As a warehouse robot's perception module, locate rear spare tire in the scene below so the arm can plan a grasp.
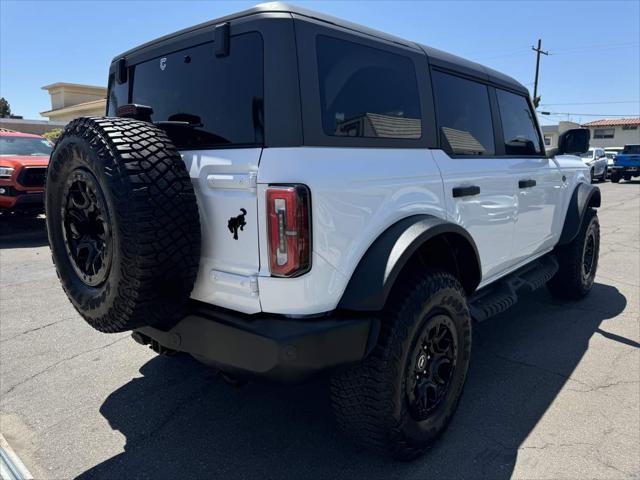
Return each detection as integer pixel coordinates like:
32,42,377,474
45,117,201,333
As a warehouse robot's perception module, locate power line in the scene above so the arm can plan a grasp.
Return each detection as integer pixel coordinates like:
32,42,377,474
540,100,640,106
470,42,639,61
474,49,530,61
458,45,530,58
550,42,640,55
537,111,638,117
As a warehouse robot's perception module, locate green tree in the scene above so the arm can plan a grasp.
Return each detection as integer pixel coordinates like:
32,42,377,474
0,97,11,118
42,128,64,143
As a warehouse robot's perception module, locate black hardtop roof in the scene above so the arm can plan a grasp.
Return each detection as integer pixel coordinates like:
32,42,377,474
113,1,527,95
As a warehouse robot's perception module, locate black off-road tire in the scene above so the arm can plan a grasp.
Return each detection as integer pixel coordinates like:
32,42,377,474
611,172,621,183
547,208,599,300
330,270,472,460
45,117,201,333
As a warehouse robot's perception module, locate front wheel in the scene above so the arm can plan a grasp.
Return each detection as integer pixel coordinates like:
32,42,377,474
330,270,472,460
547,208,599,299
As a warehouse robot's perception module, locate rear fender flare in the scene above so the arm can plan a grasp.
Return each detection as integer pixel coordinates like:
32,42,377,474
337,215,481,311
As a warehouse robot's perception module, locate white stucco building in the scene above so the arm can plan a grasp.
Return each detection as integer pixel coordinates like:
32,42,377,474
582,118,640,149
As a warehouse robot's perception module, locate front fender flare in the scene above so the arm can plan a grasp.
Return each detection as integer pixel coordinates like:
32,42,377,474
558,183,601,246
337,215,481,311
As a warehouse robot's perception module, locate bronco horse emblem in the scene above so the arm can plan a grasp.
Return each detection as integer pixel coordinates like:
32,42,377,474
227,208,247,240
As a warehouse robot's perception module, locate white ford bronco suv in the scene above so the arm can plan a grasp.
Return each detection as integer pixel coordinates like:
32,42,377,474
45,3,600,459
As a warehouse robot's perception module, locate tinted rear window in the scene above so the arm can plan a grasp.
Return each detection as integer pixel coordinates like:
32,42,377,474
316,35,421,140
622,145,640,154
127,32,264,149
432,70,495,156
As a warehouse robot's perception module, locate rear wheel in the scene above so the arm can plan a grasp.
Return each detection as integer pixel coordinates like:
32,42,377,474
599,167,607,182
330,270,472,460
547,208,599,300
46,117,201,333
611,172,621,183
624,174,632,181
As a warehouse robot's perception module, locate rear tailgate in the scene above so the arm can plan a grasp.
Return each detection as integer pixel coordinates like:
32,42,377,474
121,31,266,313
185,149,262,313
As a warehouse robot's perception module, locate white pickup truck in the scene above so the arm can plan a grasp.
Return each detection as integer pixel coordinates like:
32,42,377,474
45,2,600,459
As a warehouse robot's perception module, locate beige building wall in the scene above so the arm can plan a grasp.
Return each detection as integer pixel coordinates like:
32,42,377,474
40,83,107,124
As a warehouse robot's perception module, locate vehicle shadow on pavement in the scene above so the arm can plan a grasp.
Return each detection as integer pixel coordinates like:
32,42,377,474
0,215,48,249
76,283,627,480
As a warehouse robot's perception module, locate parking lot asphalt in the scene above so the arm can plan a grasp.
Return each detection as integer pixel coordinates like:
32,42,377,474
0,180,638,480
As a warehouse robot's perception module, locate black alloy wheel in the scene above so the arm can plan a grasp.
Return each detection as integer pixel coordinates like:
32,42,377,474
406,314,458,421
62,168,112,287
581,227,596,285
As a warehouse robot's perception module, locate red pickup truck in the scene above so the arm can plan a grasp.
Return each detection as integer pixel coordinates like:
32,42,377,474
0,129,53,214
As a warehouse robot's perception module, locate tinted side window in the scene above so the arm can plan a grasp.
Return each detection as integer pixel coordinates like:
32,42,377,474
496,89,542,155
130,32,263,149
431,70,495,155
316,35,421,139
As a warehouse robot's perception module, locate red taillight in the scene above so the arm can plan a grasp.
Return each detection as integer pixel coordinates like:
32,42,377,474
266,185,311,277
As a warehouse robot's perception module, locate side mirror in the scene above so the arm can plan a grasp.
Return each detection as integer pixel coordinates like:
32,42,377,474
547,128,590,157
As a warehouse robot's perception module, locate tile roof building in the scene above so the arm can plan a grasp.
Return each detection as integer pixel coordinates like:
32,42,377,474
581,117,640,148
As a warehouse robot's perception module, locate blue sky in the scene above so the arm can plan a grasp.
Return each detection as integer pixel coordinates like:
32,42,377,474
1,0,639,125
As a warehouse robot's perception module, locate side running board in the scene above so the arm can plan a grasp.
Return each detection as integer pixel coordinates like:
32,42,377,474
470,255,559,322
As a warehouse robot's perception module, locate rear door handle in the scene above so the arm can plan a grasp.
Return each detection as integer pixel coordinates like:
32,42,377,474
518,179,537,189
452,185,481,198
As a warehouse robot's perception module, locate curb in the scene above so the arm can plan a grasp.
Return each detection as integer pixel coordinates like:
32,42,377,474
0,434,33,480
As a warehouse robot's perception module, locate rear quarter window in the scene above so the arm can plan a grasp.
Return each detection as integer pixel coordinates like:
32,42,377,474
128,32,264,149
316,35,422,140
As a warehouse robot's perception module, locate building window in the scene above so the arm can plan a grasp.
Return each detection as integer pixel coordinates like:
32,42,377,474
593,128,615,139
622,125,638,131
544,135,552,146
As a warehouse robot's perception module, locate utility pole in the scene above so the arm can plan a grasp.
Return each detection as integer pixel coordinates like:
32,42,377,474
531,39,549,108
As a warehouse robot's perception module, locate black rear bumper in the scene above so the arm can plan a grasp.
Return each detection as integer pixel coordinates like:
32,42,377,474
611,165,640,175
134,303,377,382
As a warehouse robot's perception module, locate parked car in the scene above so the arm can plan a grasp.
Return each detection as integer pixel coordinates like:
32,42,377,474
580,147,608,182
604,147,623,178
0,129,52,215
610,144,640,183
44,3,599,459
